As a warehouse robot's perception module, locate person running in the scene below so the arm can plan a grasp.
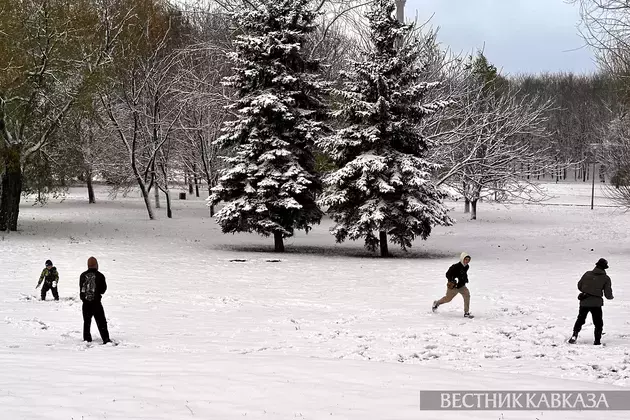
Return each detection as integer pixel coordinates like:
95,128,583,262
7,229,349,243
569,258,614,345
432,252,473,318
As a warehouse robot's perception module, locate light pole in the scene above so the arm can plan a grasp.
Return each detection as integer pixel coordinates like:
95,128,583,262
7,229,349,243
588,143,600,210
591,160,595,210
395,0,406,22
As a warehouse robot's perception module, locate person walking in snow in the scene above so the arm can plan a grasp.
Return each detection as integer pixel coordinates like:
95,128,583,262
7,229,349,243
36,260,59,301
80,257,111,344
432,252,473,318
568,258,613,345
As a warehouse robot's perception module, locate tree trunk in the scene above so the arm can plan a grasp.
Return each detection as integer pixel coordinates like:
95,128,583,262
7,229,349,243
471,200,478,220
464,198,470,213
165,189,172,218
0,145,23,231
154,184,160,209
527,163,530,180
208,188,215,217
274,231,284,252
379,230,389,257
140,180,154,219
193,164,200,197
86,169,95,204
130,161,154,220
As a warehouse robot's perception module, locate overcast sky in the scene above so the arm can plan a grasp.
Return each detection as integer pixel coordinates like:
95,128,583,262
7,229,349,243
405,0,597,76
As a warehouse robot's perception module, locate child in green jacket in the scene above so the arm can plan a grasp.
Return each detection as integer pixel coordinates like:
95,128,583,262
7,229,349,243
36,260,59,301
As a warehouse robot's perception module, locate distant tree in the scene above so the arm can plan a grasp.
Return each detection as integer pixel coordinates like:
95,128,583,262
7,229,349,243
435,53,557,220
98,0,186,220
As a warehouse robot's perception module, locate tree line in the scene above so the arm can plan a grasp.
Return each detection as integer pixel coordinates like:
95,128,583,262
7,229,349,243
2,0,628,254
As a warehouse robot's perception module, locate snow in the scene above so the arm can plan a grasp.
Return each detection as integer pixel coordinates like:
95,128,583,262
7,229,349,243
2,182,630,419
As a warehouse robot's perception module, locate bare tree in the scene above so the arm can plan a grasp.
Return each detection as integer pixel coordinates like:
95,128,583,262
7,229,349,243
437,89,559,219
98,0,186,220
430,54,566,219
174,4,234,215
570,0,630,79
599,112,630,205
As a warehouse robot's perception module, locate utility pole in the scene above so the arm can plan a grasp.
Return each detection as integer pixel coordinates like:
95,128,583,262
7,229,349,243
588,143,598,210
395,0,406,49
591,161,595,210
395,0,406,22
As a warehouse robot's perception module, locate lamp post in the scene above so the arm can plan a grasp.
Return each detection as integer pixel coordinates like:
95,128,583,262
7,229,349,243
395,0,406,22
588,143,600,210
591,160,595,210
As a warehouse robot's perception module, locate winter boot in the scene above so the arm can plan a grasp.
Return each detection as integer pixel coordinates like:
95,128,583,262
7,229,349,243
594,328,602,346
432,301,439,312
464,312,474,319
568,333,578,344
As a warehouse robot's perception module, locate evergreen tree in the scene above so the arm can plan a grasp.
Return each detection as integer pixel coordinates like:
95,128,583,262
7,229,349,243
317,0,453,257
469,51,508,97
208,0,326,252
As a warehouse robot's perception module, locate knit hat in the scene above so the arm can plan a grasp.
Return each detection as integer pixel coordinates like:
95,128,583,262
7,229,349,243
596,258,609,270
87,257,98,269
45,260,52,266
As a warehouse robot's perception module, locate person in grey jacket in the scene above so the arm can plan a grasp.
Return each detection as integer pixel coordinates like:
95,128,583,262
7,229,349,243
568,258,614,345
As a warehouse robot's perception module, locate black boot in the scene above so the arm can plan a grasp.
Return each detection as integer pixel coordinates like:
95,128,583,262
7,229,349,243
568,333,578,344
594,328,602,345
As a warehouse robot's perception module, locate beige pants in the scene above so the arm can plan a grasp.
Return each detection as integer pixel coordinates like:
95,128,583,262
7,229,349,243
437,286,470,313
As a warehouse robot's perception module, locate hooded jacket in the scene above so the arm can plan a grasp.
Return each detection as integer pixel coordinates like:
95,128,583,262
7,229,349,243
446,252,470,289
37,267,59,288
578,266,613,307
79,268,107,303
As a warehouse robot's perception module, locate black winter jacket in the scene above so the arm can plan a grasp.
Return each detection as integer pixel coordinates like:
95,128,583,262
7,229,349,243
446,262,469,289
79,268,107,303
578,267,613,307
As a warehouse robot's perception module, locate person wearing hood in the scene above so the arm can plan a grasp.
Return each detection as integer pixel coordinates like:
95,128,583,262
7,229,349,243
79,256,111,344
569,258,613,345
36,260,59,301
432,252,473,318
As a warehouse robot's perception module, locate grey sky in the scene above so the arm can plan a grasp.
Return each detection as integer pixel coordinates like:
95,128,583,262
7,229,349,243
404,0,597,76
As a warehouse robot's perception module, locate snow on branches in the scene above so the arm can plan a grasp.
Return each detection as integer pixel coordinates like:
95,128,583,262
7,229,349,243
208,0,327,252
317,0,453,256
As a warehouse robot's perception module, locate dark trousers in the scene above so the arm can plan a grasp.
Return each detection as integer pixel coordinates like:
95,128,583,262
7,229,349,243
82,301,110,343
573,306,603,342
41,282,59,300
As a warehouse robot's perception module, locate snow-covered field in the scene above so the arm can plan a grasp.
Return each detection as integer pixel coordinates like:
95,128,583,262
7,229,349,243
1,182,630,419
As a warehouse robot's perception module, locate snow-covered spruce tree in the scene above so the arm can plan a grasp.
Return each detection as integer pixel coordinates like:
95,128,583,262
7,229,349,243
208,0,326,252
317,0,453,257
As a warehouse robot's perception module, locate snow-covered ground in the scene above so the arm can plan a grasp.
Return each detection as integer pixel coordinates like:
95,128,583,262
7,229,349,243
1,182,629,419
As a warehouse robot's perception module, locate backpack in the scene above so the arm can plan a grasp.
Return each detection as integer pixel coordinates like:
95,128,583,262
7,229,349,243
83,272,97,302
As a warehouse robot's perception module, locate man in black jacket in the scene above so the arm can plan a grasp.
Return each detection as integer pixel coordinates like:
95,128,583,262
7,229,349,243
80,256,111,344
569,258,613,345
432,252,473,318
